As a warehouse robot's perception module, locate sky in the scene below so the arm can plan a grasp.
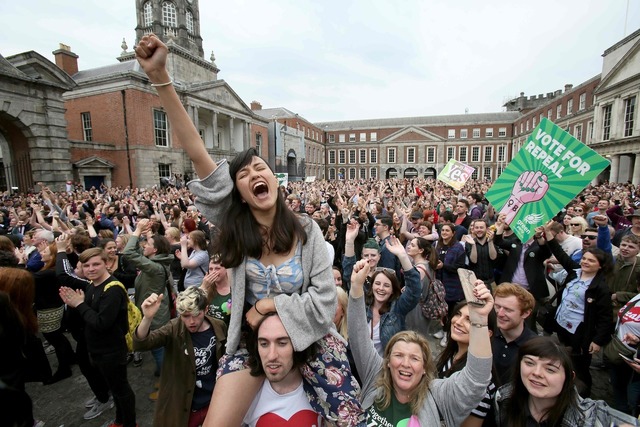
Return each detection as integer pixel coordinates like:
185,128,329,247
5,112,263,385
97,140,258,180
1,0,639,123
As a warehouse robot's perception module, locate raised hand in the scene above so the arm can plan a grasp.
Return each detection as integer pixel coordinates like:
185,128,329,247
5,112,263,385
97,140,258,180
141,292,164,318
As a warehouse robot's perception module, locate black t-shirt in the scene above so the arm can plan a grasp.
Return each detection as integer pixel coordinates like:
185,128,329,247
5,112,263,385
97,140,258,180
190,326,217,410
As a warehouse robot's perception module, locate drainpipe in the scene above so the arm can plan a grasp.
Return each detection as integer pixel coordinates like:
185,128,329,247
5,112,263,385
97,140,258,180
121,90,133,188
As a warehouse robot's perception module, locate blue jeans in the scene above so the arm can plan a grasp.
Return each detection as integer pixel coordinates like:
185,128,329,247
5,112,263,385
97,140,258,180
151,347,164,376
609,361,640,415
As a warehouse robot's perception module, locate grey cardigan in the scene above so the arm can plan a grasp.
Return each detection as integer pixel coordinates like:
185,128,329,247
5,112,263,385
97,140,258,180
347,294,492,426
188,159,336,353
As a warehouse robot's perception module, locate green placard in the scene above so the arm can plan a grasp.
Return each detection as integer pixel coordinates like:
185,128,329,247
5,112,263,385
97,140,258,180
485,118,609,243
275,173,288,187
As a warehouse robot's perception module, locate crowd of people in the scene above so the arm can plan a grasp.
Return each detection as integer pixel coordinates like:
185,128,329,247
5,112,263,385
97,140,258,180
2,33,640,427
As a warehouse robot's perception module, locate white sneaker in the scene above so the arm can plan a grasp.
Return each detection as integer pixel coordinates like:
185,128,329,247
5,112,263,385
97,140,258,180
83,397,114,420
84,396,98,408
440,336,448,347
433,330,444,339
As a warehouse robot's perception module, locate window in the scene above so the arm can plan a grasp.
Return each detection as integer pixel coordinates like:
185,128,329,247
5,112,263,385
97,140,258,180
567,99,573,115
526,121,529,132
387,148,396,163
520,123,523,133
143,2,153,27
359,168,367,179
459,146,468,162
349,168,356,180
154,109,169,147
426,147,435,163
497,145,506,162
602,104,612,141
448,129,456,139
338,150,346,164
497,166,504,177
162,1,177,27
588,121,593,143
370,167,377,179
484,146,493,162
556,104,562,119
359,133,366,142
547,109,552,119
329,134,335,143
624,96,636,137
532,117,536,127
407,147,416,163
349,133,356,142
349,149,356,164
186,10,194,33
471,169,479,179
359,149,366,164
574,124,583,141
471,146,480,162
329,168,336,180
498,127,507,137
447,147,455,161
339,134,345,143
486,128,493,137
370,149,377,163
460,129,468,139
158,163,171,179
484,167,492,180
339,168,345,179
370,132,377,141
472,128,480,138
579,93,586,111
329,150,336,164
255,133,262,156
81,112,92,142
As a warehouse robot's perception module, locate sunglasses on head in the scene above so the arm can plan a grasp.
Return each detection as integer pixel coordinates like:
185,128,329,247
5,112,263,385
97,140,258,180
374,267,396,275
581,235,597,240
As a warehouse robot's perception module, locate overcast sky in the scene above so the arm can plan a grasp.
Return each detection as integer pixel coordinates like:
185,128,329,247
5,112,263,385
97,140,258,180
2,0,639,122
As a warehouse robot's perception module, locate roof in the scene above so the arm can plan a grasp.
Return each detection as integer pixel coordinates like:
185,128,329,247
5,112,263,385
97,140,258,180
315,112,521,131
253,107,313,123
73,60,144,82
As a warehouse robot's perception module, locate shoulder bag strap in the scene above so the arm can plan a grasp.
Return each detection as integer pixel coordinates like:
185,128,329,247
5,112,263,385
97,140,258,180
624,257,638,289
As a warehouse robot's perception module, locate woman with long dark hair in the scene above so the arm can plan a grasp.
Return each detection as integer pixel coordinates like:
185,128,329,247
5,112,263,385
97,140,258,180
135,34,362,427
436,301,498,427
435,223,466,316
494,336,636,427
405,237,440,336
541,223,614,398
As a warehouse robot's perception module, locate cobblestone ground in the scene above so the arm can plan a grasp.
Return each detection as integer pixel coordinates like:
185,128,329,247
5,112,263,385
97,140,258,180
27,331,613,427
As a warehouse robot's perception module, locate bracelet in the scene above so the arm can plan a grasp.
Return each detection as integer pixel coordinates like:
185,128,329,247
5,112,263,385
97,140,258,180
470,322,488,328
151,79,173,87
254,300,266,316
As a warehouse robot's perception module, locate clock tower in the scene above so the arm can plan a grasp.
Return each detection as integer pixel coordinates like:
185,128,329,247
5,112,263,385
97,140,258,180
134,0,204,58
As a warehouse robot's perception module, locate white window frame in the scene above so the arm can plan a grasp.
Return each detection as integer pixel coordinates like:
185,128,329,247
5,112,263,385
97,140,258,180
602,104,612,141
370,148,378,163
556,104,562,119
459,146,468,162
339,134,345,143
497,145,506,162
407,147,416,163
485,128,493,138
359,168,367,179
328,150,336,164
574,124,583,141
359,149,367,164
186,10,194,33
338,149,346,164
81,112,92,142
498,127,507,137
348,168,356,180
329,168,336,180
162,1,177,27
370,132,377,141
387,147,396,163
624,96,636,138
154,109,169,147
471,169,479,179
359,133,366,142
426,147,435,163
567,99,573,115
329,134,335,143
460,129,468,139
472,128,480,138
579,93,586,111
471,146,480,162
447,146,456,161
484,146,493,162
370,167,377,179
448,129,456,139
143,2,153,27
348,149,356,164
483,167,492,180
349,133,356,142
158,163,171,179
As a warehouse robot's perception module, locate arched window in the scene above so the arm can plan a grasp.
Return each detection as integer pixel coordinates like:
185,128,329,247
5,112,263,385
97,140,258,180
186,10,194,33
162,2,177,27
143,1,153,27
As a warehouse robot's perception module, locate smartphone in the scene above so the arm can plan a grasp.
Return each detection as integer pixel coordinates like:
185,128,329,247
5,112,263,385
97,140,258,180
458,269,486,307
619,353,639,365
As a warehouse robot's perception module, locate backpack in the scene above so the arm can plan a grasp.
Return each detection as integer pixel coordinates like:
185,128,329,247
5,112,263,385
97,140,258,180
104,281,142,352
418,265,448,321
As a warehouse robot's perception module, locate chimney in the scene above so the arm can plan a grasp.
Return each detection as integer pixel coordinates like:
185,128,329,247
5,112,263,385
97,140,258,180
53,43,78,76
250,101,262,111
564,83,573,92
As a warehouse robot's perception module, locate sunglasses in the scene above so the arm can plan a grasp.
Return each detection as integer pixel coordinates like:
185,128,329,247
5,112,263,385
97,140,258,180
570,223,581,226
374,267,396,275
580,235,597,240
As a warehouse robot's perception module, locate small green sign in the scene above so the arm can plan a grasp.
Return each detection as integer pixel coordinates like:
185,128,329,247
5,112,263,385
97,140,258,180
275,173,288,187
485,118,609,243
